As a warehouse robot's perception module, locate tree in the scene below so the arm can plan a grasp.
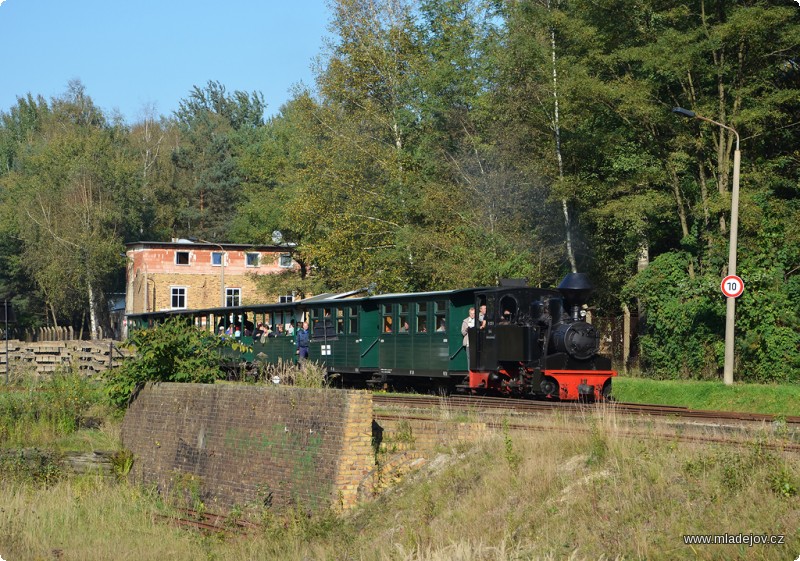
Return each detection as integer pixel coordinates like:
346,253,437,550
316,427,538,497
2,82,135,337
169,81,266,240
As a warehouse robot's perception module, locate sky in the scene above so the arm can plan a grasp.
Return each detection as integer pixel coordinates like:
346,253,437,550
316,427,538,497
0,0,332,123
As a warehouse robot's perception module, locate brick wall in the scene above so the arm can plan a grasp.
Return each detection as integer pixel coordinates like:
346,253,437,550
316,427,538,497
130,271,276,313
121,384,374,512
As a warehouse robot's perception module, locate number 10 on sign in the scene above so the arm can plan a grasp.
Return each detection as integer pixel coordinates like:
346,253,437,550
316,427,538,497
721,275,744,298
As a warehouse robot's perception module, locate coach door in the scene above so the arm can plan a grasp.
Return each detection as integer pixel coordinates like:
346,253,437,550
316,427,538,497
358,302,380,371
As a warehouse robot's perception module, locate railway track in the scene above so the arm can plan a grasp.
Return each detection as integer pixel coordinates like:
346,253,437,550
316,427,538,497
373,394,800,453
373,394,800,427
156,508,260,535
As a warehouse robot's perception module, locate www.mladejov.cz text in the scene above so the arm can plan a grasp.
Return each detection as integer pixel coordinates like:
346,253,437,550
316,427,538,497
683,533,785,546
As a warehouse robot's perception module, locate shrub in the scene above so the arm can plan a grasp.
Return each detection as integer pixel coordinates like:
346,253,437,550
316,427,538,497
105,317,241,409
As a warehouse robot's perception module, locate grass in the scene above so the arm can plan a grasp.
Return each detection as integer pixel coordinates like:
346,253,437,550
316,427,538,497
1,407,798,560
613,375,800,416
0,368,115,451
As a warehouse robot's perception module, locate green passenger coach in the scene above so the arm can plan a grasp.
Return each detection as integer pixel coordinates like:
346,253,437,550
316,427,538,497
302,289,475,383
126,287,476,388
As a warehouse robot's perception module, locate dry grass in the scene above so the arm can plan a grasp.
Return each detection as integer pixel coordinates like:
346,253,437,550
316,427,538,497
252,358,330,388
1,405,798,560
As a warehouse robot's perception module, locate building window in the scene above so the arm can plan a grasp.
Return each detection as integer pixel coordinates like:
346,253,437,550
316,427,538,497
171,287,187,309
279,294,294,303
246,253,260,267
279,253,293,268
176,251,190,265
226,288,241,307
211,251,224,266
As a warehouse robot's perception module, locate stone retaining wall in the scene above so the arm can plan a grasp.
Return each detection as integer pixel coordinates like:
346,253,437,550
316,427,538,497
121,384,375,512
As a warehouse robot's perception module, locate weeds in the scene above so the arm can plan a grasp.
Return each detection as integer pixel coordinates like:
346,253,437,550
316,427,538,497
0,367,108,450
0,448,63,486
254,358,330,388
110,449,134,480
501,419,522,475
586,419,608,466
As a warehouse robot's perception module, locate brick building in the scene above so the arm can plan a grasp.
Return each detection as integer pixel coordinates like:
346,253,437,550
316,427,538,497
125,240,300,316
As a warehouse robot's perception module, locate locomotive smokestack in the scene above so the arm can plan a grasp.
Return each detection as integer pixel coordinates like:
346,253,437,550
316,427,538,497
557,273,594,321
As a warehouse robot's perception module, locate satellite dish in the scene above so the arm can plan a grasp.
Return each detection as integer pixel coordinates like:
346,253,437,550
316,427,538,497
271,230,283,244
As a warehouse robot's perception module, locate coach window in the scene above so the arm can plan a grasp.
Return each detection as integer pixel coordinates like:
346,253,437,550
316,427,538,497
434,300,447,332
415,302,428,333
349,307,358,334
336,308,345,334
175,251,190,265
398,303,410,333
383,304,394,333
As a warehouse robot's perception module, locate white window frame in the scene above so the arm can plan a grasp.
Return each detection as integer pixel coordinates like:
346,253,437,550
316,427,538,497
211,251,225,266
279,253,294,268
245,252,260,267
175,251,190,266
279,294,294,303
226,288,241,307
170,286,187,309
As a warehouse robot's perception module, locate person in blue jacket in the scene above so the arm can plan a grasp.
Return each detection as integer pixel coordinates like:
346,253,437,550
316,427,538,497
296,321,310,362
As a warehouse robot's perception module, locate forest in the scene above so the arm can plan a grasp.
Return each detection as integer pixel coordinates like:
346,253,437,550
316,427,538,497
0,0,798,382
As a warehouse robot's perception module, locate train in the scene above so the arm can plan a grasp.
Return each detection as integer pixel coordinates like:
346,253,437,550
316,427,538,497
126,273,616,401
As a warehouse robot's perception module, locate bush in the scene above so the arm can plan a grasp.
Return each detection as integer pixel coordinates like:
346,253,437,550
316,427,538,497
623,252,724,379
625,250,800,382
105,317,241,409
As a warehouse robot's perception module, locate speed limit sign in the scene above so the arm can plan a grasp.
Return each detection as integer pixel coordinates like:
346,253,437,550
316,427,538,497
721,275,744,298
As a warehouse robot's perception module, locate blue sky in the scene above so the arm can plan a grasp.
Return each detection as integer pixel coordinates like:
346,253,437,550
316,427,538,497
0,0,331,123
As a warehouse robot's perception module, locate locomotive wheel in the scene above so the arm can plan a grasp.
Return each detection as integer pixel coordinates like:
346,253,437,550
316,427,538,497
540,376,559,398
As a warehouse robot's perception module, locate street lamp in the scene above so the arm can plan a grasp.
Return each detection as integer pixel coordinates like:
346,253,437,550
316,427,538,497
672,107,741,385
190,238,226,308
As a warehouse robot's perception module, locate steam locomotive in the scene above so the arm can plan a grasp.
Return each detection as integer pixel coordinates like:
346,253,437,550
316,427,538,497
127,273,616,401
463,273,615,400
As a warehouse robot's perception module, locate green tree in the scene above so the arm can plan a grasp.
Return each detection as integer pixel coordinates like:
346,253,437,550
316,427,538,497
1,81,138,336
170,80,266,240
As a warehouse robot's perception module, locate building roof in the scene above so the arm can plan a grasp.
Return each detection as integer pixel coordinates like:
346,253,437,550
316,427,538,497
125,240,292,252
